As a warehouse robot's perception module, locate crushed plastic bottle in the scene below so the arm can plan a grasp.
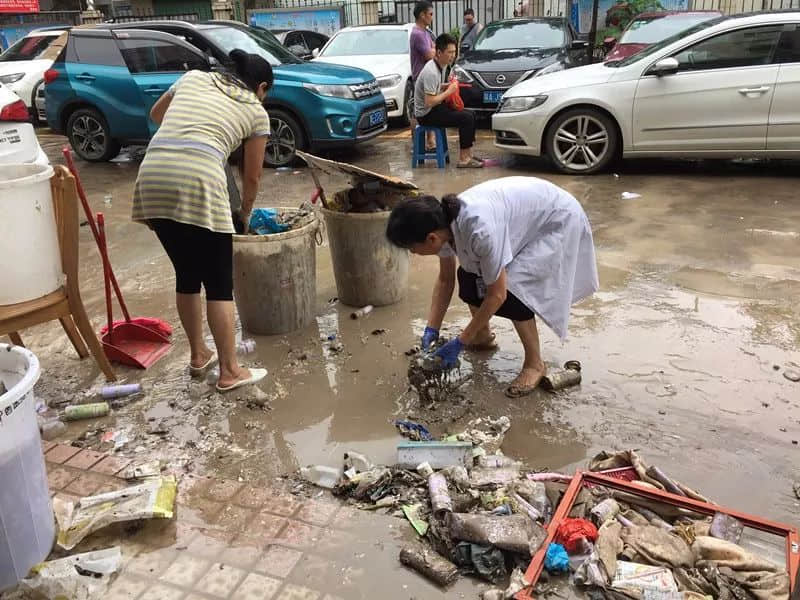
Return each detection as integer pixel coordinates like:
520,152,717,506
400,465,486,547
299,465,341,489
237,339,256,354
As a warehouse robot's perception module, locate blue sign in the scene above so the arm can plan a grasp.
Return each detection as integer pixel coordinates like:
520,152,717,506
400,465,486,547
249,7,342,37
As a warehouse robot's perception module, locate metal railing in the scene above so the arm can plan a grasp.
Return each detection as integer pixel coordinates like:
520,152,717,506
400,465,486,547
107,10,205,23
0,10,82,26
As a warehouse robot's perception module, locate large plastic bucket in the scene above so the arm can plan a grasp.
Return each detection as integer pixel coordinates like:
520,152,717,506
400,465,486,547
0,164,61,306
233,209,319,335
321,208,408,307
0,344,55,592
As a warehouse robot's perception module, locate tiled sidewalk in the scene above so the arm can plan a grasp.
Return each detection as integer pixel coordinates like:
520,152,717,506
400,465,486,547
40,441,483,600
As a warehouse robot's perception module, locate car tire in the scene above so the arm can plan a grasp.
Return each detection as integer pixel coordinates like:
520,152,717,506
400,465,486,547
265,109,306,168
544,107,618,175
30,81,43,125
398,80,413,127
67,107,120,162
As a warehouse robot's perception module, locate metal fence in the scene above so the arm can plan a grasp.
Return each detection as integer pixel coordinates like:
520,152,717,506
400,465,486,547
0,10,82,26
521,0,799,17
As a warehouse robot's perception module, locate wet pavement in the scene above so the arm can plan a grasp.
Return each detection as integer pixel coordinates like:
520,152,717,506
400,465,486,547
8,125,800,598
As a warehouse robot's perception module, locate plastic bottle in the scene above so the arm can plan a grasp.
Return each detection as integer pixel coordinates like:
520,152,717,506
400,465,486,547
103,194,112,205
101,383,142,399
63,402,110,421
299,465,341,489
350,305,374,319
40,420,67,440
237,339,256,354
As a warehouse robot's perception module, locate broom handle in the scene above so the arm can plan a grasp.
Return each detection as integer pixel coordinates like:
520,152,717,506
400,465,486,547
62,147,132,323
97,213,115,340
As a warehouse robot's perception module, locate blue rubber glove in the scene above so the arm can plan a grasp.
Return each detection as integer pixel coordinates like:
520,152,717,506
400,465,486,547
421,326,439,352
434,337,464,369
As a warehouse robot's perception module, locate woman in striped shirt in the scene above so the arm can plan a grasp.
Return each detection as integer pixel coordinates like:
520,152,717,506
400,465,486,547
132,50,272,393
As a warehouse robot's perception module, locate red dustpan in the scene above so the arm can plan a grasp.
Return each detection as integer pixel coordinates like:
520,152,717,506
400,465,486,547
97,213,171,369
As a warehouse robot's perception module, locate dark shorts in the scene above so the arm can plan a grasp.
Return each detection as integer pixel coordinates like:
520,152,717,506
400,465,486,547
151,219,233,301
457,267,535,322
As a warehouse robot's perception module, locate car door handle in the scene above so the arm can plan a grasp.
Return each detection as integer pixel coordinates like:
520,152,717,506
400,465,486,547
738,86,769,95
144,87,165,95
76,73,95,82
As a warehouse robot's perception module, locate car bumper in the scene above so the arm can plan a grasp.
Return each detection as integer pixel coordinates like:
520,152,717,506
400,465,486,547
380,82,405,118
461,84,504,113
492,109,546,156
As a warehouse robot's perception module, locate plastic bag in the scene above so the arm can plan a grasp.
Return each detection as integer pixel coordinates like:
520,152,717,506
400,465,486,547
249,208,289,235
444,76,465,112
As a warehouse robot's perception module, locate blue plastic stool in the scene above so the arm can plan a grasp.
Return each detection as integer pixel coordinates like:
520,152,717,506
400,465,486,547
411,125,450,168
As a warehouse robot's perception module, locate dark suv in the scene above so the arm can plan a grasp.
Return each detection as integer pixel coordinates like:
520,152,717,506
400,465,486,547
101,20,387,166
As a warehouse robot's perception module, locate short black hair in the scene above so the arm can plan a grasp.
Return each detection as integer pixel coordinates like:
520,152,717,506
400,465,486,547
413,1,433,19
464,7,475,16
386,195,460,248
435,33,457,52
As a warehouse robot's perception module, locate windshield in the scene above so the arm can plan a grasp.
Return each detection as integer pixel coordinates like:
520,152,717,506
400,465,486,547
321,29,409,56
473,21,565,51
609,16,725,67
205,26,301,65
0,34,58,62
620,14,718,44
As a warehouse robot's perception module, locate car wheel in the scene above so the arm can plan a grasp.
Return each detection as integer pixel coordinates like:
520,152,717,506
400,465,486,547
30,81,43,125
398,80,413,127
67,108,120,162
545,108,618,175
265,109,306,168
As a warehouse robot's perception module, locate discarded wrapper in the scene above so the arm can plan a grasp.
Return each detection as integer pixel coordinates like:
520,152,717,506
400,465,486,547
402,503,429,536
54,476,177,550
611,561,679,594
122,459,163,481
20,546,122,600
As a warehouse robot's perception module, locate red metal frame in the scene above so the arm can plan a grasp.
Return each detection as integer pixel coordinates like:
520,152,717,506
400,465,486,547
516,470,800,599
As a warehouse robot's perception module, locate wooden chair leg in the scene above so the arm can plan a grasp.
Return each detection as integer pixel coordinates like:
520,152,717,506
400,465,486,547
70,306,117,382
8,332,24,346
59,316,88,358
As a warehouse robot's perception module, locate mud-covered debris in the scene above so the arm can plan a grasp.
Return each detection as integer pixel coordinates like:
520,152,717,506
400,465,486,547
405,345,421,356
371,329,386,335
784,369,800,382
394,419,433,441
399,546,459,587
19,547,122,600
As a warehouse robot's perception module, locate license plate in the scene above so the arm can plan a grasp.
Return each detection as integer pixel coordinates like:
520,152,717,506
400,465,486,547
483,91,503,104
369,109,386,126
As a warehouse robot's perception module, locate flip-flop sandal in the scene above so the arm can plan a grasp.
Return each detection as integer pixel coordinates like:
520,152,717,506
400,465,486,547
504,368,547,398
465,333,498,351
189,353,217,378
457,158,484,169
216,367,268,393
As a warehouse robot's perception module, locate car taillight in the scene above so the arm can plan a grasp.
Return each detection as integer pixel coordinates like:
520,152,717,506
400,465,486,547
43,68,59,84
0,100,29,122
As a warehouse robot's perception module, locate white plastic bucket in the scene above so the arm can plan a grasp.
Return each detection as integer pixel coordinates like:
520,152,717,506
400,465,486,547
0,163,63,306
0,344,55,592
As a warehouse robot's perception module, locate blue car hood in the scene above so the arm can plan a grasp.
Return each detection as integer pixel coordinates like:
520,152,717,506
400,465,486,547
274,62,375,85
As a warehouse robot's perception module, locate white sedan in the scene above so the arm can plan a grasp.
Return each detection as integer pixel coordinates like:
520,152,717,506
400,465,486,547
313,24,414,125
493,11,800,174
0,82,48,165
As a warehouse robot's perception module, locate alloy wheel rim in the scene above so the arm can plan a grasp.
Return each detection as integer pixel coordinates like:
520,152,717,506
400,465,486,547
72,115,107,160
553,115,609,171
267,117,296,166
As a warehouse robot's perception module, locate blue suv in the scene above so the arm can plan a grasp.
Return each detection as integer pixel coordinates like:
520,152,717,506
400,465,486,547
45,22,387,166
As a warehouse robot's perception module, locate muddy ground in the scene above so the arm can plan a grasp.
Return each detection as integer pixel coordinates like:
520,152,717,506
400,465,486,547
21,127,800,549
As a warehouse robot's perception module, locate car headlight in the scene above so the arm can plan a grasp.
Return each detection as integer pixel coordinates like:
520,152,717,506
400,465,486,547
498,95,548,113
453,66,473,84
302,83,355,99
377,74,403,89
532,62,565,78
0,73,25,84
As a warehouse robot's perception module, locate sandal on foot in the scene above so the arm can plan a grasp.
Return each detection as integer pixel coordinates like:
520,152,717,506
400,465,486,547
504,367,547,398
465,333,498,351
457,158,484,169
216,368,267,393
189,353,217,378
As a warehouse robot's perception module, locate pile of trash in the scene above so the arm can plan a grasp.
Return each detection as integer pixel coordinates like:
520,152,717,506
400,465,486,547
406,340,471,406
247,202,315,235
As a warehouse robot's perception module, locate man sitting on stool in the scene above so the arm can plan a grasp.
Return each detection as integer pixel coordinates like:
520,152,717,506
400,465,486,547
414,33,483,169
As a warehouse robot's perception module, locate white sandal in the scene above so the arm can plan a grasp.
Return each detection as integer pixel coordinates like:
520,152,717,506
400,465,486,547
215,368,267,393
189,353,217,378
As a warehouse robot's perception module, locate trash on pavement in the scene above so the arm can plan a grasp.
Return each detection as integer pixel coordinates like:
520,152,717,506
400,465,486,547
350,305,374,319
620,192,642,200
122,460,163,481
783,369,800,382
544,543,569,573
299,465,342,489
40,419,67,440
62,402,110,421
100,383,142,399
428,472,453,517
396,441,472,469
343,451,373,473
540,361,582,391
393,419,433,441
402,503,429,536
53,476,177,550
611,561,679,594
589,497,621,525
237,339,256,354
469,464,521,487
448,513,546,555
19,547,122,600
709,511,744,544
554,518,598,553
399,545,459,587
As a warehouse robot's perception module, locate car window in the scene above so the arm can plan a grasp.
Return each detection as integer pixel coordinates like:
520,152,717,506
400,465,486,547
672,25,783,70
204,26,300,65
473,21,566,51
320,29,409,56
305,32,327,50
620,14,719,44
775,25,800,63
118,38,207,73
0,35,57,62
69,35,126,67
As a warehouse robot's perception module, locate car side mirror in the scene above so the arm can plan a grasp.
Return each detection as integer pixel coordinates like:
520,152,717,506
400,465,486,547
311,47,320,58
649,56,679,76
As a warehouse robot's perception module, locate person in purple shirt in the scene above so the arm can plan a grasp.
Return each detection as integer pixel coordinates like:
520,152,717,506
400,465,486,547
410,1,436,149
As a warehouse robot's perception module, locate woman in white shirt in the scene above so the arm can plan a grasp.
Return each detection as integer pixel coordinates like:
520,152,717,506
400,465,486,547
387,176,599,397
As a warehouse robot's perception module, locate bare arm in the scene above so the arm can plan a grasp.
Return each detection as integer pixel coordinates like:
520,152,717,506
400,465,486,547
458,269,508,344
149,91,173,125
240,136,267,216
424,80,459,107
427,255,457,329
